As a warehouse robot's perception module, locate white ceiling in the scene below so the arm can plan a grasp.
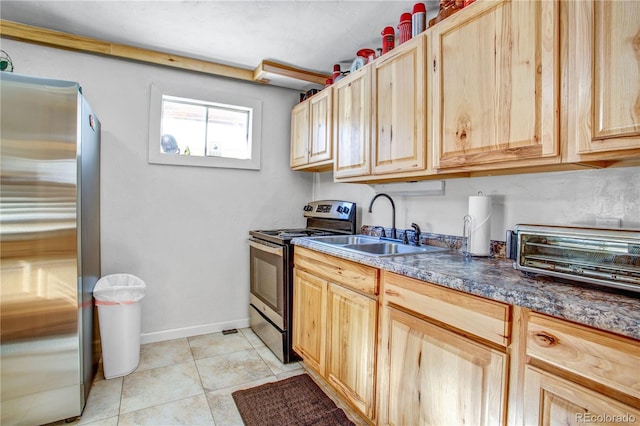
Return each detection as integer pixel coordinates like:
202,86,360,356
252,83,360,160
0,1,439,89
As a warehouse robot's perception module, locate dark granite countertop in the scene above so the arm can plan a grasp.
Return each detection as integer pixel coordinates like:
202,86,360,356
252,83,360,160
292,237,640,341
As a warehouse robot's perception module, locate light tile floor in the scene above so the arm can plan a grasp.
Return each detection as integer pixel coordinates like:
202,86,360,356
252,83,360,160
48,328,365,426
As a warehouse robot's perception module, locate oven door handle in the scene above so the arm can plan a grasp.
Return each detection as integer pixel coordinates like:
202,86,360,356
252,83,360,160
248,240,284,257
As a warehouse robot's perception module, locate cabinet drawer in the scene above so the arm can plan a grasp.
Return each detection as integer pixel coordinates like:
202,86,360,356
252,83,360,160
294,247,379,296
526,312,640,400
382,271,511,346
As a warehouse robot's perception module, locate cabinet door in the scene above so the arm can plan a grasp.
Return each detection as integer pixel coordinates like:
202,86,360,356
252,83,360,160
379,307,508,426
432,0,560,170
566,0,640,159
290,100,310,168
523,365,640,425
326,283,377,419
309,88,333,164
333,67,372,179
373,34,427,175
292,268,327,375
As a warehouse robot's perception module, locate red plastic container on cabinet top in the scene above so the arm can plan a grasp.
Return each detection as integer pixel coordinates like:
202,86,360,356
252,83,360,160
398,12,412,44
381,26,395,54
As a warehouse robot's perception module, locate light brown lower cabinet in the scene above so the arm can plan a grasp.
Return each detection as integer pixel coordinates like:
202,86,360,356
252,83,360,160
292,247,379,422
294,249,640,426
523,365,640,425
377,271,510,426
292,268,327,376
326,282,377,419
380,306,508,425
522,311,640,425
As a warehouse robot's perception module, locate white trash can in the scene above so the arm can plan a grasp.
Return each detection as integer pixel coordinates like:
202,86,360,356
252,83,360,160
94,274,146,379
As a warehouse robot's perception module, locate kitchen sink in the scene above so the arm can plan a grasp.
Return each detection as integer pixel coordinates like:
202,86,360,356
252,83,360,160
342,242,447,256
305,234,448,257
308,235,380,245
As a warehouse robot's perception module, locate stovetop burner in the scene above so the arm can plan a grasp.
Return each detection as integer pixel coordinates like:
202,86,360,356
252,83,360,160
249,200,357,245
251,228,339,242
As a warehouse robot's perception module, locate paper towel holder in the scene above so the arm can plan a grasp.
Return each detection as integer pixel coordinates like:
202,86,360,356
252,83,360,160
462,214,473,257
463,214,492,258
463,191,492,258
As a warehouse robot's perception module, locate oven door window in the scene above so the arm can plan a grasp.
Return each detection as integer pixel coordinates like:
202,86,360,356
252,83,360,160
250,242,284,318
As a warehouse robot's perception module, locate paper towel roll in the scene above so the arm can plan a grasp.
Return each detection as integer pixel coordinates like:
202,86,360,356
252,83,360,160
467,195,491,256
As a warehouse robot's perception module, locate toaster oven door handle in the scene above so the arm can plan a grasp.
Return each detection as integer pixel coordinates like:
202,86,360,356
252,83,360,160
506,230,517,260
249,240,284,257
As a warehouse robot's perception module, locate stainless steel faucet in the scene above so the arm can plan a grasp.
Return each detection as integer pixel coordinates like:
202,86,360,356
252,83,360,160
368,193,397,240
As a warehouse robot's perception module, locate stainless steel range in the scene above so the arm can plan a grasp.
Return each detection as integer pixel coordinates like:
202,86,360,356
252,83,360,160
248,200,356,363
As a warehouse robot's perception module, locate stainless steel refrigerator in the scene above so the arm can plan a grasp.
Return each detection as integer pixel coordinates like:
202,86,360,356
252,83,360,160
0,73,101,425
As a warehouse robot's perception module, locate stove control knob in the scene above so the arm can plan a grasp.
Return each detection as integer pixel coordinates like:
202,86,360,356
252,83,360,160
337,206,343,213
342,207,350,215
303,205,312,212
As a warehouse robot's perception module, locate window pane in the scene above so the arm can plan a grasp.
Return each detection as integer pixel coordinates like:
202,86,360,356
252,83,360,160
161,99,206,156
206,107,251,159
150,84,261,170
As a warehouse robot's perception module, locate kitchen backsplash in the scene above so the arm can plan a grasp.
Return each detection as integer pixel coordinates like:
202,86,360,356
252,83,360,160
361,225,507,259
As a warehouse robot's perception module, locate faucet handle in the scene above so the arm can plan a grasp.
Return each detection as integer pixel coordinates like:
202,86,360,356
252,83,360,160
373,226,386,238
410,223,421,246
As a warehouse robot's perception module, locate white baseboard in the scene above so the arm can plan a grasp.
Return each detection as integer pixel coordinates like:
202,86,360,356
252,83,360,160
140,317,251,344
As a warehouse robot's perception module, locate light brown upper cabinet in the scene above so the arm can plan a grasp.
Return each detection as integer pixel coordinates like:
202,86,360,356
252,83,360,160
290,88,333,171
333,66,373,180
431,0,561,171
294,0,639,180
290,100,310,168
565,0,640,162
372,34,429,176
334,34,431,183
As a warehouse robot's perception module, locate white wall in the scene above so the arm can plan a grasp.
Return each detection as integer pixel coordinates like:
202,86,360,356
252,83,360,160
313,166,640,240
1,39,313,342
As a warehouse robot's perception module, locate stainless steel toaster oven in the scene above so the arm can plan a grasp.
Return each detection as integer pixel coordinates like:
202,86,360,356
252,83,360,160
507,225,640,293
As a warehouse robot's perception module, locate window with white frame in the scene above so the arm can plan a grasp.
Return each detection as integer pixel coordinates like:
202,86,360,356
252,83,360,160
148,83,262,169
